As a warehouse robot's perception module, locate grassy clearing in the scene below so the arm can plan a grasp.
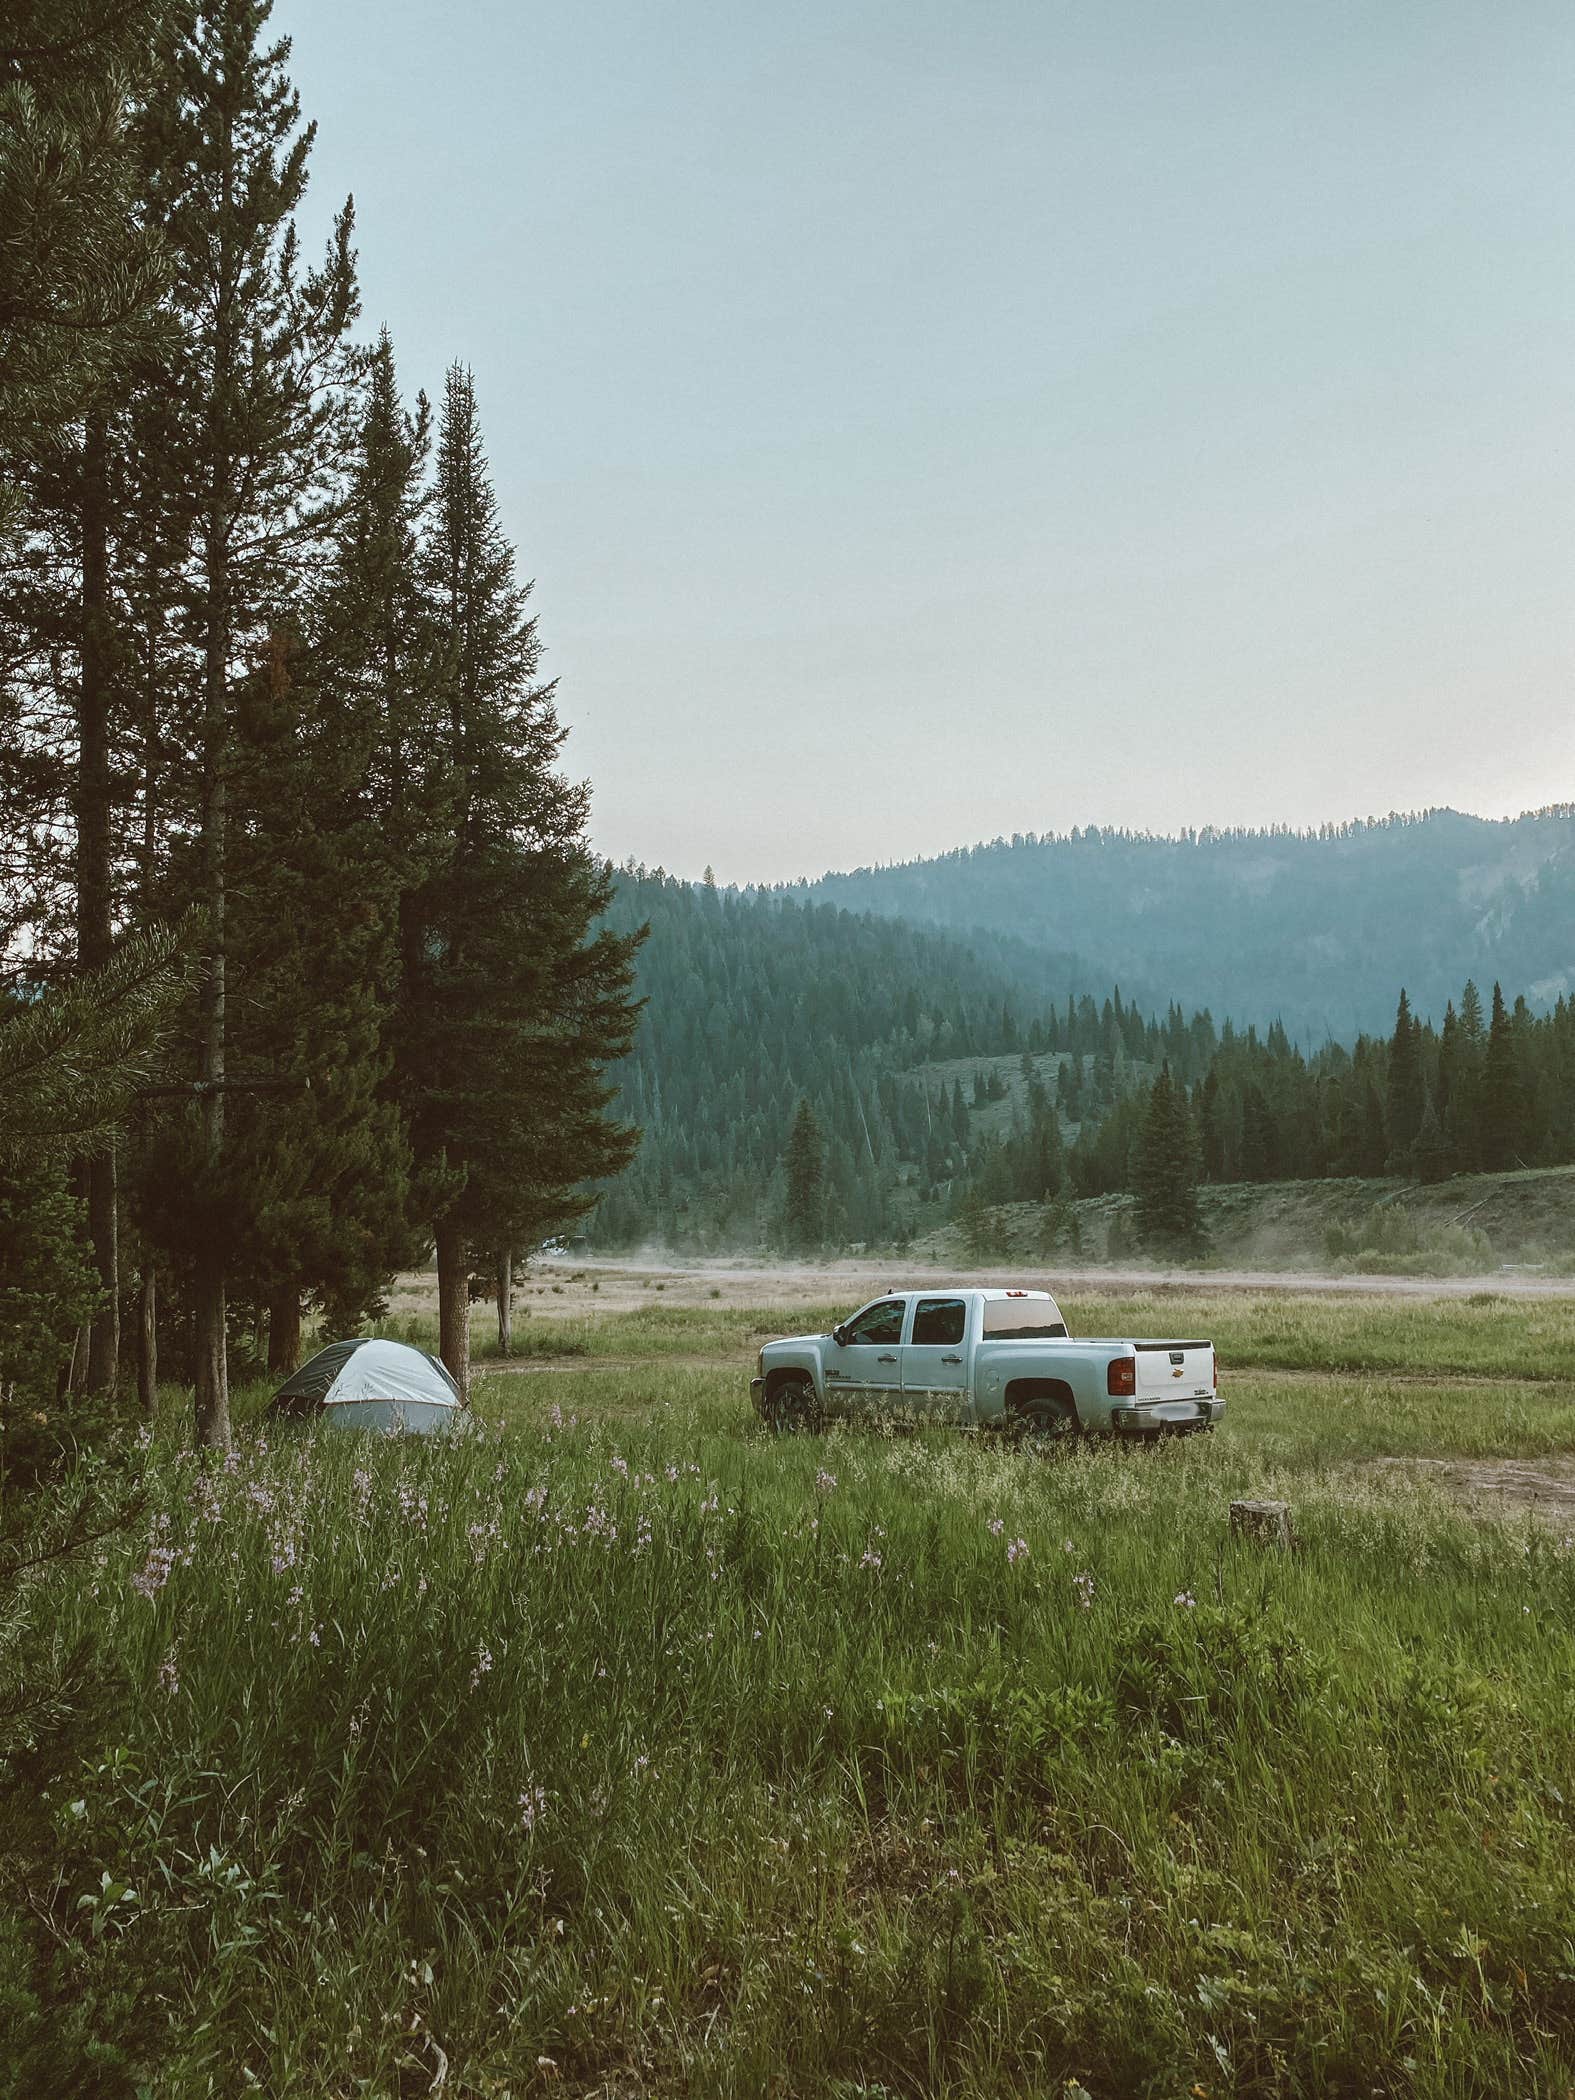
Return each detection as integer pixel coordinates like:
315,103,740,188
381,1298,807,1366
389,1282,1575,1388
3,1288,1575,2096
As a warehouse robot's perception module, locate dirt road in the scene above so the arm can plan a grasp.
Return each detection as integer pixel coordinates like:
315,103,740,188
514,1251,1575,1317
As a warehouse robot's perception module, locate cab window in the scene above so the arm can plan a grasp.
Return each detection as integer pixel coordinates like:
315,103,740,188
911,1298,966,1346
844,1299,906,1346
981,1297,1067,1340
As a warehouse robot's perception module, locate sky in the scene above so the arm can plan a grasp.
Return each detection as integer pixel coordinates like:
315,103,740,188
275,0,1575,885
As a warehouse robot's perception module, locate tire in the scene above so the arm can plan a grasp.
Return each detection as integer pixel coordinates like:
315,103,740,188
1012,1394,1079,1445
763,1373,822,1436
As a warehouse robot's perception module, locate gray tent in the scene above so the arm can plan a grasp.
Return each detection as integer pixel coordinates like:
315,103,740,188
268,1337,466,1435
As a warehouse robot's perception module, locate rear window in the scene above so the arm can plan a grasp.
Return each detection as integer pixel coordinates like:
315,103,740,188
981,1297,1067,1342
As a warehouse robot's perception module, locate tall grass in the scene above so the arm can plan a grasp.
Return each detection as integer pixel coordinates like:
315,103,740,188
4,1379,1574,2096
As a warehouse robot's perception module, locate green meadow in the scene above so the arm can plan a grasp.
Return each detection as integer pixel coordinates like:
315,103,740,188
4,1286,1574,2098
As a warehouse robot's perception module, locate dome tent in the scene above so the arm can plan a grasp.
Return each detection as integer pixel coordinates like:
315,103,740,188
268,1338,466,1435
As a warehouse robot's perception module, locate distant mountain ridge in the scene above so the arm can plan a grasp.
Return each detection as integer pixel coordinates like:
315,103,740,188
794,807,1575,1040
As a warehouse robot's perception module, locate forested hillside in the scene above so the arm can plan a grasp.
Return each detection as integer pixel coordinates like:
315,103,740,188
594,868,1575,1257
976,977,1575,1230
590,870,1215,1247
800,808,1575,1041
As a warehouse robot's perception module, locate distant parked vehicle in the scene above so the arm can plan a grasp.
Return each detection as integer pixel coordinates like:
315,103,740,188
751,1288,1221,1440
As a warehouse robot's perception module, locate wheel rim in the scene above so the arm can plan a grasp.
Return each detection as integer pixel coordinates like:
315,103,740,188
768,1378,819,1433
1020,1400,1076,1441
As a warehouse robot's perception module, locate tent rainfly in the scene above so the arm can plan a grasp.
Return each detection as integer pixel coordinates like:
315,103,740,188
268,1338,466,1435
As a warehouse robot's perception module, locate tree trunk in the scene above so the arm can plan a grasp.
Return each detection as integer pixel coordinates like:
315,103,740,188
192,545,229,1450
267,1288,302,1376
136,1264,157,1417
436,1223,470,1403
495,1250,512,1356
85,1139,119,1393
191,90,237,1452
193,1253,228,1449
78,410,120,1394
192,410,231,1447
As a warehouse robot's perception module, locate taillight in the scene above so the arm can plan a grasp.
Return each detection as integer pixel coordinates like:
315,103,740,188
1212,1349,1220,1390
1106,1356,1136,1398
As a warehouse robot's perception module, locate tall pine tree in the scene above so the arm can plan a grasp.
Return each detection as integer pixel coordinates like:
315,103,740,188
1385,989,1424,1168
396,366,640,1396
1479,981,1523,1171
1135,1061,1205,1252
781,1099,825,1250
135,0,359,1443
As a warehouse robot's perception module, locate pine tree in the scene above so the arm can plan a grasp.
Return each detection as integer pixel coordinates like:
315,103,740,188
1412,1085,1449,1183
222,632,414,1348
0,1,170,531
1239,1084,1277,1183
1435,1002,1458,1126
1386,989,1424,1167
1459,979,1485,1048
1022,1071,1064,1199
781,1099,824,1251
134,0,360,1444
1197,1070,1223,1180
220,331,438,1366
396,366,640,1395
1480,981,1523,1171
0,5,179,1392
0,925,190,1160
0,927,188,1423
1359,1079,1388,1176
1135,1061,1205,1251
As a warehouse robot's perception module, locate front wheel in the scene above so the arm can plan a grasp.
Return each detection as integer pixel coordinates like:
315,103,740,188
763,1374,822,1436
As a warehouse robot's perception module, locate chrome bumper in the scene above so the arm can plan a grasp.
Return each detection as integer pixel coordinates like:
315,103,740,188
1112,1398,1223,1434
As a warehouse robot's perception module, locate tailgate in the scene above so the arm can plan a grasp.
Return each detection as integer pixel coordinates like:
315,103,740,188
1133,1342,1214,1401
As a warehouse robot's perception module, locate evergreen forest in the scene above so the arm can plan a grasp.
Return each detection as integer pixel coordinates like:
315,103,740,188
0,0,638,1438
591,870,1575,1257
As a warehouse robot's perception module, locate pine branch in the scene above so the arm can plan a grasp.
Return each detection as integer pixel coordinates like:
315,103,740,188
0,916,198,1160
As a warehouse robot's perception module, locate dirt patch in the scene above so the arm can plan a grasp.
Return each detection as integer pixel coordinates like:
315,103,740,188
1368,1456,1575,1528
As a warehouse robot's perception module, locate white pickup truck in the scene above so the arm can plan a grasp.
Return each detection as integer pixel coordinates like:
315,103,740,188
750,1287,1221,1440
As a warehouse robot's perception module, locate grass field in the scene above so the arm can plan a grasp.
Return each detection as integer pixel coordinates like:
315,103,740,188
3,1279,1575,2097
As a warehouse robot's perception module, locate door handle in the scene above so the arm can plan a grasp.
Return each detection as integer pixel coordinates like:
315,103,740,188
877,1354,897,1364
940,1354,962,1364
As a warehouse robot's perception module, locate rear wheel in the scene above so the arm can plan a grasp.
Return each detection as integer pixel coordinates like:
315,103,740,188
1012,1394,1079,1444
763,1373,822,1435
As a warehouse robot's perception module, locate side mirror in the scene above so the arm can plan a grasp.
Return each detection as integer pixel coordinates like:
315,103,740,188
832,1324,850,1348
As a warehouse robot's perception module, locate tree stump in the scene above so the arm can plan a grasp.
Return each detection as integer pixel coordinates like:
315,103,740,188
1230,1498,1296,1552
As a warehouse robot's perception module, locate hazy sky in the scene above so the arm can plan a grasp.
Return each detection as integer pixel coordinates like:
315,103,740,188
275,0,1575,884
